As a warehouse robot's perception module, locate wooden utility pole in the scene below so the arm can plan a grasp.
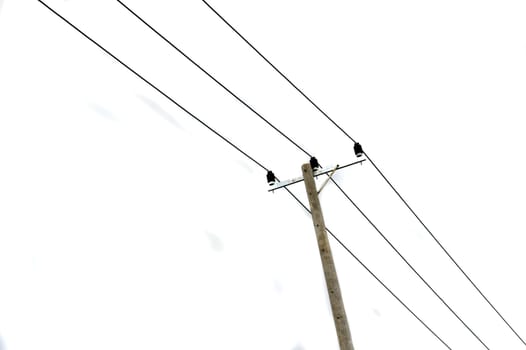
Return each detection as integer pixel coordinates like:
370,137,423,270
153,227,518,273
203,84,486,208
302,163,355,350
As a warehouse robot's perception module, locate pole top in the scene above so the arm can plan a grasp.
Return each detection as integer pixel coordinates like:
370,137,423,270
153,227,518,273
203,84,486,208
268,159,366,192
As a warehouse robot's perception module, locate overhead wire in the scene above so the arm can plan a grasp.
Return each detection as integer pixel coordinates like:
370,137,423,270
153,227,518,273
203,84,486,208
200,0,526,347
112,2,492,347
35,1,267,173
284,187,453,350
200,0,356,145
366,153,526,347
36,2,452,348
329,178,490,349
115,0,312,159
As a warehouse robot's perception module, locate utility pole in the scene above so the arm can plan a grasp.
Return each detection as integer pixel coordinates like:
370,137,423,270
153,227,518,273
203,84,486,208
267,158,364,349
302,163,355,350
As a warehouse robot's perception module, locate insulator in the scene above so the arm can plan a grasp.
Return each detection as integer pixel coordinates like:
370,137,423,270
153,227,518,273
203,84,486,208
266,171,276,186
310,157,321,171
354,143,364,157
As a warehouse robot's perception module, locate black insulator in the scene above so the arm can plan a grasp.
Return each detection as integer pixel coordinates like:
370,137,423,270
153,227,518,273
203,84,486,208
309,157,321,171
266,171,276,185
354,143,364,157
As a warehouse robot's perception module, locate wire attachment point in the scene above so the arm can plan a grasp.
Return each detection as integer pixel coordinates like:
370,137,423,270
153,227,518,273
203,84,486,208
266,171,276,186
310,157,321,171
354,143,364,158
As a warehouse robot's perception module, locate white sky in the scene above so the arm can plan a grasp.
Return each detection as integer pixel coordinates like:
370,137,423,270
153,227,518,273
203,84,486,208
1,0,526,349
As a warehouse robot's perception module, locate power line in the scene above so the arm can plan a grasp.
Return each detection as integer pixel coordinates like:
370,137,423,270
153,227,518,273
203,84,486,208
113,2,492,346
330,178,490,350
36,1,267,174
366,152,526,347
201,0,356,145
317,162,489,347
283,187,452,350
36,3,452,348
115,0,312,159
200,1,526,346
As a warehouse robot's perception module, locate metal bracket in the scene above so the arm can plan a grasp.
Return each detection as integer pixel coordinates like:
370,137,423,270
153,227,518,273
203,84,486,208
317,165,339,194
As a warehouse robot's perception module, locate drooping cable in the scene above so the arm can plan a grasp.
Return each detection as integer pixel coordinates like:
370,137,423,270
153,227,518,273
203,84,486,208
330,178,491,350
35,1,267,173
283,187,453,350
366,151,526,347
36,3,452,347
315,161,489,348
115,0,312,159
200,0,356,145
112,2,492,346
200,1,526,346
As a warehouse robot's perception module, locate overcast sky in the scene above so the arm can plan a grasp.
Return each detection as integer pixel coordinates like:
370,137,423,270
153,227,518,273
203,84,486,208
1,0,526,349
